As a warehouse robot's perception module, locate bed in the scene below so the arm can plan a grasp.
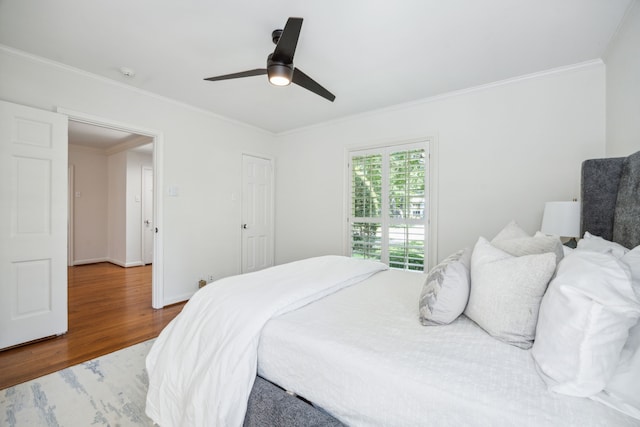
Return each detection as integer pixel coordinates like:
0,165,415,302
146,150,640,427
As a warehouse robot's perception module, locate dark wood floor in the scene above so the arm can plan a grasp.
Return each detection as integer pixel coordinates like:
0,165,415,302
0,262,186,390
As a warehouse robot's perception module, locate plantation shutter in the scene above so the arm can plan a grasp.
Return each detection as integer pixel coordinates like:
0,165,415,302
348,142,428,271
350,153,383,261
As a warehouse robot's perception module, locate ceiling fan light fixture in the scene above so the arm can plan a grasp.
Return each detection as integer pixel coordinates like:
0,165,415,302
269,75,291,86
267,61,293,86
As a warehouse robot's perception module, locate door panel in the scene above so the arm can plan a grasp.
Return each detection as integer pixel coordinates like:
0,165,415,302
0,100,68,349
14,259,51,317
241,155,273,273
13,156,51,234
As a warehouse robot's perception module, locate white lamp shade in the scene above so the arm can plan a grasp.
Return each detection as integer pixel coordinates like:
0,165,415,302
541,201,581,238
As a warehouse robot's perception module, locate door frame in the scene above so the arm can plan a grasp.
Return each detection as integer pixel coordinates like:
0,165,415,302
141,165,154,265
68,164,75,267
57,108,165,309
241,153,275,273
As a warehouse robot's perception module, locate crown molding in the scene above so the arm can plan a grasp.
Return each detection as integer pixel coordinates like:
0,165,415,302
278,59,604,137
0,44,274,136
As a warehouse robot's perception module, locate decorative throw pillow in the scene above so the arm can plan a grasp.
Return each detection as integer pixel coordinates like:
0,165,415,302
532,251,640,397
464,237,556,349
492,220,530,242
419,248,471,326
578,231,630,258
493,233,564,264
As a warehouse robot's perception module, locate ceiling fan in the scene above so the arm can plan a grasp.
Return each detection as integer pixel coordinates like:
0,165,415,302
204,17,335,102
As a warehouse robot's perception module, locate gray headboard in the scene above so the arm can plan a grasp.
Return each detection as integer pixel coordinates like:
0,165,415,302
581,150,640,249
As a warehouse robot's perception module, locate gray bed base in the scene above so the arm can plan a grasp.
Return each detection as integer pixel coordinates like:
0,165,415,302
244,376,344,427
243,150,640,426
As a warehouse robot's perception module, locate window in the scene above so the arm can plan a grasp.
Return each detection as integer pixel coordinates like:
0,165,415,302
348,142,428,271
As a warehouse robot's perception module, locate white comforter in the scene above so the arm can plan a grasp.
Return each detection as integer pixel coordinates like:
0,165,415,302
145,255,387,427
258,269,640,427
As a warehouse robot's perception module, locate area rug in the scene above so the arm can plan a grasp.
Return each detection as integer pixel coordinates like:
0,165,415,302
0,339,155,427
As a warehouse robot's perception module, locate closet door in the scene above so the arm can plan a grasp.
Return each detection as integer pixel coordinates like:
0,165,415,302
241,154,274,274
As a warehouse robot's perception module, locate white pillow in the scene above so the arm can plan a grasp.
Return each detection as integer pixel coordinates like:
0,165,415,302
578,231,630,258
621,246,640,291
562,245,575,257
592,246,640,420
419,248,471,326
464,237,556,349
492,220,530,242
594,321,640,419
532,250,640,397
494,233,564,264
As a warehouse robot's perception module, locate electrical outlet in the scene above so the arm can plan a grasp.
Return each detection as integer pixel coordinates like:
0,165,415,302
207,274,215,283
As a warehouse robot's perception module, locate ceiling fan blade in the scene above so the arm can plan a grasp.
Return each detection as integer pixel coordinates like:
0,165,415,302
273,17,303,62
204,68,267,81
292,68,336,102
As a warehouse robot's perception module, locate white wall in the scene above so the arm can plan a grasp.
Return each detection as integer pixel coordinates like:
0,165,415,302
275,63,606,265
72,143,154,268
0,45,610,303
107,151,127,266
69,145,108,264
604,0,640,157
0,47,276,305
107,148,153,267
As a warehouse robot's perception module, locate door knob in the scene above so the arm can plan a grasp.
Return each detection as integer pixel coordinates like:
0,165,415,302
243,224,248,229
145,220,151,225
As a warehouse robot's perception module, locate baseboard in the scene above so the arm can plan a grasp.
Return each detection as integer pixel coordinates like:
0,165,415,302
73,257,109,266
106,258,144,268
125,261,144,268
163,291,195,307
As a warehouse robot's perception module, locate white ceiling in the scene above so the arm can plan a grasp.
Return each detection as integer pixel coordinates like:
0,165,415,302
0,0,634,133
68,121,138,149
68,121,153,153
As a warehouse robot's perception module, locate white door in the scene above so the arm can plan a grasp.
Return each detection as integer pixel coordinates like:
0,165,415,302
241,155,274,273
0,100,68,349
142,166,153,265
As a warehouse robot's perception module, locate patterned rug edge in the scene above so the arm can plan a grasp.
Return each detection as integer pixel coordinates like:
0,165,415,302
1,339,156,427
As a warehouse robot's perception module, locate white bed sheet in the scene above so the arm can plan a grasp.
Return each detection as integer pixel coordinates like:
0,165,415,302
257,269,640,427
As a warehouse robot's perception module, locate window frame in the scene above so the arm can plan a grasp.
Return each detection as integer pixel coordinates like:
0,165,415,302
345,139,435,271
